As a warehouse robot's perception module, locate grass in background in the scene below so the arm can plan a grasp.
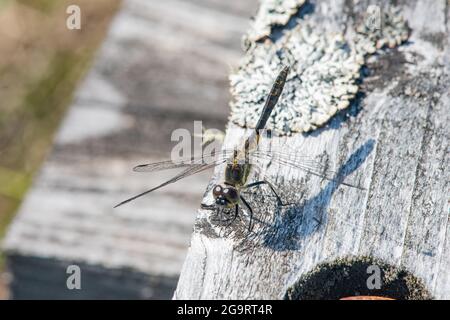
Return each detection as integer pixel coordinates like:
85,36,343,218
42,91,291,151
16,0,58,12
0,0,121,296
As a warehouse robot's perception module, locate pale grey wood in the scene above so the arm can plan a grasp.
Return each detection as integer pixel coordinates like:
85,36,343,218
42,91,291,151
175,0,450,299
2,0,257,299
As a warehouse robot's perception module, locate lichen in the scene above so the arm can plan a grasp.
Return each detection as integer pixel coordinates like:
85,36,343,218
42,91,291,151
230,6,410,135
245,0,306,42
355,6,410,54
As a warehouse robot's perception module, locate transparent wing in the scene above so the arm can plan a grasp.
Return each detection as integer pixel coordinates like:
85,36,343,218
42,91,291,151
251,150,365,190
250,152,431,255
133,149,235,173
253,149,330,169
114,159,226,208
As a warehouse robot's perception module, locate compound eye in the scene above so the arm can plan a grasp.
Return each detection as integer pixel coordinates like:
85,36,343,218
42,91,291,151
212,185,223,197
223,187,238,202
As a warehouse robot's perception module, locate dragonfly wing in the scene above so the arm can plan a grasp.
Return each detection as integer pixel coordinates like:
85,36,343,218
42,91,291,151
133,149,234,173
251,150,365,190
250,152,431,255
134,160,194,172
115,159,226,208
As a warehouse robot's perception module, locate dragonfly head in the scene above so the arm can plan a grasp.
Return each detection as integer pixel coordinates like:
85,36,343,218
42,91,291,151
212,184,239,207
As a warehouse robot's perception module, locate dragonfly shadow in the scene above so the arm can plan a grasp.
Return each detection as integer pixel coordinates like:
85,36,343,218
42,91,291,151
261,138,375,251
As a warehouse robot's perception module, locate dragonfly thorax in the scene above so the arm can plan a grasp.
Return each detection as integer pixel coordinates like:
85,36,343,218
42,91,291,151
224,163,250,187
212,184,239,207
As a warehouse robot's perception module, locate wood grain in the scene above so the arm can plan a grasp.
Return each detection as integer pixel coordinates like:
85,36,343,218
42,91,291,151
175,0,450,299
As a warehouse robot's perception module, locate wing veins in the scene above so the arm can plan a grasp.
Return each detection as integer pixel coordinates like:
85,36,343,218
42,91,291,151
252,151,364,190
133,149,234,173
115,160,225,208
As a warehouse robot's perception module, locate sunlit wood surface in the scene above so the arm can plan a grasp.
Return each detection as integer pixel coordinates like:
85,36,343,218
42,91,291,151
175,0,450,300
3,0,256,299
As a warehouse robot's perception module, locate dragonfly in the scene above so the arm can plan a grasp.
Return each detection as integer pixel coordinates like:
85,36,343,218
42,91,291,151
114,66,364,230
113,67,441,257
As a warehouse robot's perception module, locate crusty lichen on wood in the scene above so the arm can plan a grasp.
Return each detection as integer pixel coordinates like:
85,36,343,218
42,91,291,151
231,4,410,135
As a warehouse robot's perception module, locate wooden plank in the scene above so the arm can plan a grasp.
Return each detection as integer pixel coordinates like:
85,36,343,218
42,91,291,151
412,89,450,299
3,0,257,298
175,0,449,299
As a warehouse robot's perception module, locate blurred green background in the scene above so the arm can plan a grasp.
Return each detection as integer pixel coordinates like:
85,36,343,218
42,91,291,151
0,0,121,298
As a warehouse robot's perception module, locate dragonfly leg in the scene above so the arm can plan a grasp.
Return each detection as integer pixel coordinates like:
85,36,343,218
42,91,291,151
240,195,253,232
225,204,239,227
312,215,324,232
244,180,291,206
200,203,216,210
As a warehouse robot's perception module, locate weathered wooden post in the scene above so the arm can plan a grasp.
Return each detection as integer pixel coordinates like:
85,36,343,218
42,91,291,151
174,0,449,299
